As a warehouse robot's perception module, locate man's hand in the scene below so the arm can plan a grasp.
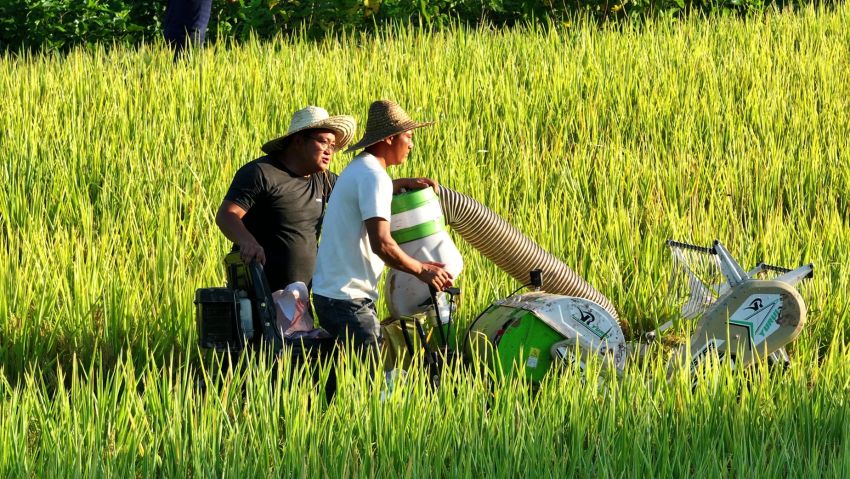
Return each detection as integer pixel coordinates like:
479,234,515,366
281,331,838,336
238,239,266,265
392,177,439,194
416,261,453,292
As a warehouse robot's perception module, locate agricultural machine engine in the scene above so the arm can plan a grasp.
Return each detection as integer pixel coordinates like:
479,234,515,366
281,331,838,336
195,252,283,353
660,240,813,371
194,181,815,387
382,188,464,371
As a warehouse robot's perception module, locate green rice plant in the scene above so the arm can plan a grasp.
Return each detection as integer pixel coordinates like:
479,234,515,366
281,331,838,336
1,5,849,475
0,347,848,476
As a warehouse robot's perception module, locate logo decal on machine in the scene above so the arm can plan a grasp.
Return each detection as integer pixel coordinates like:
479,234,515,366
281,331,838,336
572,307,612,340
745,298,763,311
579,309,596,325
729,294,783,345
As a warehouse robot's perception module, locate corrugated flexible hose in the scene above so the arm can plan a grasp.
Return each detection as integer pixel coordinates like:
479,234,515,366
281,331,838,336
438,186,619,320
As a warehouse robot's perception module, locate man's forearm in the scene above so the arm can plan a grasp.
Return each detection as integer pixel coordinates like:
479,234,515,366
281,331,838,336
365,217,452,291
215,210,257,246
372,238,422,276
216,209,266,264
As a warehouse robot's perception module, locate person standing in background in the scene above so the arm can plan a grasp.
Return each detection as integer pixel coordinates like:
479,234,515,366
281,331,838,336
163,0,213,57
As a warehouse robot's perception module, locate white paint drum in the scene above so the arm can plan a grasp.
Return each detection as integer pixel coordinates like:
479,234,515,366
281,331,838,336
384,188,463,321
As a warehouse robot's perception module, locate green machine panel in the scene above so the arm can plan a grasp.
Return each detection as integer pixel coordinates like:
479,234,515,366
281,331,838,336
466,305,566,383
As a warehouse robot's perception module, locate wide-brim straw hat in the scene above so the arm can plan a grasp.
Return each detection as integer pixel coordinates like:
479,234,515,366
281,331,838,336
261,106,356,154
345,100,434,153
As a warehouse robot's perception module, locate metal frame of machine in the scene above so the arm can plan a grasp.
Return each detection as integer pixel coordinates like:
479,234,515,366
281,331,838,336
195,228,813,386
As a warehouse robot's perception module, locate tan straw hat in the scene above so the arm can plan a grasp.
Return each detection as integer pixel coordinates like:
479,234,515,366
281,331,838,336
262,106,356,154
345,100,434,153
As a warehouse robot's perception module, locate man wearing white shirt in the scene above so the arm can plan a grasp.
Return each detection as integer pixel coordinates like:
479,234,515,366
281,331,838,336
312,100,453,360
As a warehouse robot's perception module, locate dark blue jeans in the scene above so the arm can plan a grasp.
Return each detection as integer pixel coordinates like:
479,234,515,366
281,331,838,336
163,0,212,55
313,295,382,363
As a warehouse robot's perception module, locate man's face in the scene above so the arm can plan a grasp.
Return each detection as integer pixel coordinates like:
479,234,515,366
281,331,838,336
299,129,337,172
387,130,414,166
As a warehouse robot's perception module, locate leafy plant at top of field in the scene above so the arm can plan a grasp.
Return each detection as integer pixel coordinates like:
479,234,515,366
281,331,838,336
1,0,843,52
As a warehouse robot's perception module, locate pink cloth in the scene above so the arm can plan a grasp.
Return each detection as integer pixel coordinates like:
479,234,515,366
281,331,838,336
272,282,314,337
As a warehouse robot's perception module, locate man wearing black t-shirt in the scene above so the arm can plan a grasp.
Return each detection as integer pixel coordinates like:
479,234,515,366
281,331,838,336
217,105,439,293
216,106,356,291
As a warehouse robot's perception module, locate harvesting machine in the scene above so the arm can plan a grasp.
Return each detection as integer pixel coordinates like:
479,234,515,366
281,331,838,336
195,186,814,383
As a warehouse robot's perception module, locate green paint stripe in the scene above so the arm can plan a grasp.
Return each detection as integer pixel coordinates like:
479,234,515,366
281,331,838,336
729,320,752,327
391,188,437,214
391,218,445,244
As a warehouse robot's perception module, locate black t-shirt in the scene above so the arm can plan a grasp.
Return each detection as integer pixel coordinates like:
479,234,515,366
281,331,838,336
224,155,337,291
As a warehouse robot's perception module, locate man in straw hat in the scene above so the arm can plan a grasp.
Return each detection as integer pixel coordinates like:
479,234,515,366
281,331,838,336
215,105,356,292
216,105,437,293
311,100,454,360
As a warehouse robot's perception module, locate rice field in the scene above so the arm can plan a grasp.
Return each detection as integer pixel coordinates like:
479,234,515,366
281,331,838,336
2,5,849,476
